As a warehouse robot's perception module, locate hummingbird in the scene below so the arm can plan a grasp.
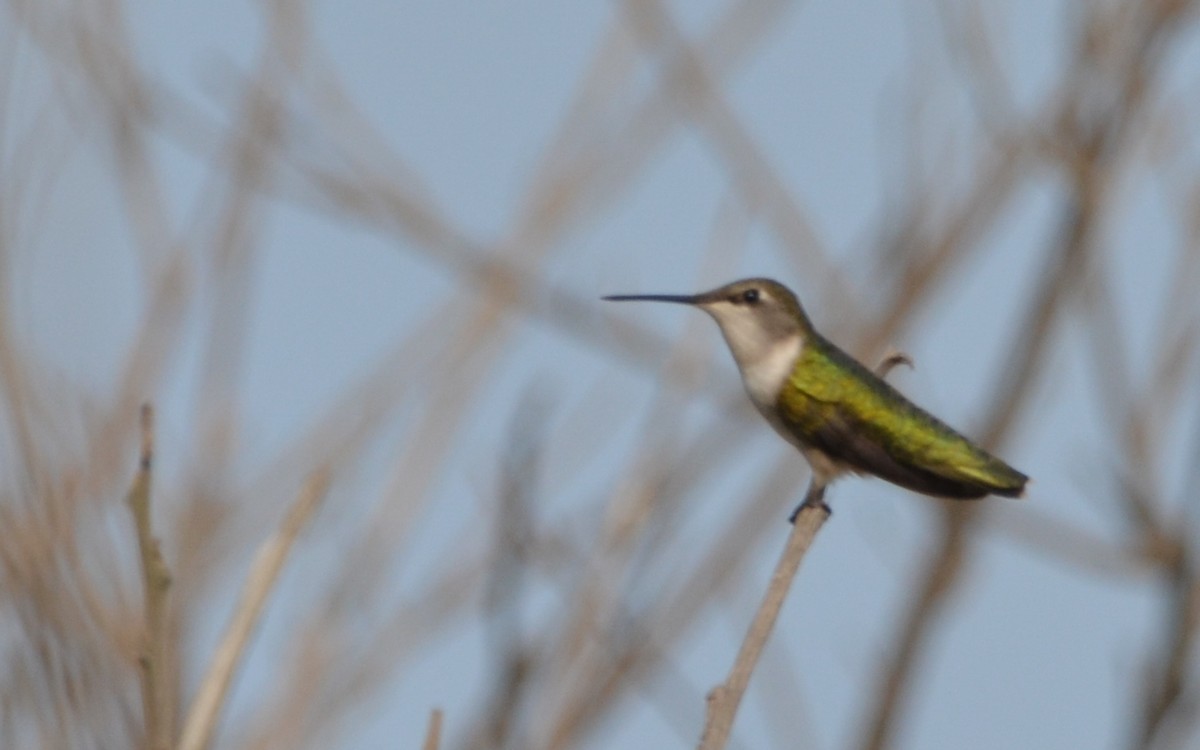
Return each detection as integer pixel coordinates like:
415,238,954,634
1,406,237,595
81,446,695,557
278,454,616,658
604,278,1028,518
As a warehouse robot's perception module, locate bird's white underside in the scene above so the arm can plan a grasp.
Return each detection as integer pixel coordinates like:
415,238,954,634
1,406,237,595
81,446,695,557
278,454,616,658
740,336,802,412
704,301,847,486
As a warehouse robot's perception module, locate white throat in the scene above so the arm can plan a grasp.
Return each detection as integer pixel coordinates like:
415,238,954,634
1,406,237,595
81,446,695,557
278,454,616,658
738,336,802,411
704,304,803,411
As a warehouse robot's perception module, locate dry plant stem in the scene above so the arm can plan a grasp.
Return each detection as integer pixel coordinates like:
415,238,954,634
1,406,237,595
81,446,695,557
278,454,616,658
422,709,444,750
697,488,829,750
1135,561,1199,750
177,470,331,750
127,404,173,750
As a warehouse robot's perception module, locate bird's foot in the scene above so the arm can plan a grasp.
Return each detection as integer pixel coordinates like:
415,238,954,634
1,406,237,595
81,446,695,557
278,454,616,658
788,489,831,524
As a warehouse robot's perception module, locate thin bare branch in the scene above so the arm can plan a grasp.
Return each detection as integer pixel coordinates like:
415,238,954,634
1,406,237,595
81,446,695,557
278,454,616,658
177,470,331,750
1134,561,1200,750
698,494,829,750
422,709,444,750
127,404,173,750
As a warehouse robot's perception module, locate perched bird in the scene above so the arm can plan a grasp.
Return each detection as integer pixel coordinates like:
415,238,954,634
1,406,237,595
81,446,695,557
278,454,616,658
604,278,1028,518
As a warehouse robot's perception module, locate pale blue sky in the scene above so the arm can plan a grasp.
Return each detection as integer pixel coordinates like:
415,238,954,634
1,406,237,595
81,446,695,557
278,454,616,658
7,1,1200,748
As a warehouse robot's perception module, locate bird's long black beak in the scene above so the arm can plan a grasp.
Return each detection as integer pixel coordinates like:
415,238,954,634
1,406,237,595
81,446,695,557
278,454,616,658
602,293,701,305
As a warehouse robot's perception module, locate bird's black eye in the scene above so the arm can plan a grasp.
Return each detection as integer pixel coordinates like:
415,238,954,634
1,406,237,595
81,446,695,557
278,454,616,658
740,288,760,305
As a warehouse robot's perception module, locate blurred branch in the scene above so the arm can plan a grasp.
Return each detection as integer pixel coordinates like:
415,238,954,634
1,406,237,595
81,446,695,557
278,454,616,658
1126,278,1200,750
178,470,331,750
1135,558,1199,750
936,0,1018,132
117,1,807,397
856,1,1198,746
423,709,444,750
856,173,1079,750
5,0,1200,747
127,404,173,750
856,506,974,750
242,546,488,750
469,392,548,750
539,436,803,750
698,498,828,750
620,0,851,307
986,504,1165,579
857,258,1076,749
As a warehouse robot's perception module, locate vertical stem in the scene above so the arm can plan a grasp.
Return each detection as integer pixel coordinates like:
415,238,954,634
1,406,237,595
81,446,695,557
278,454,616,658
422,708,445,750
127,404,173,750
698,483,829,750
177,470,330,750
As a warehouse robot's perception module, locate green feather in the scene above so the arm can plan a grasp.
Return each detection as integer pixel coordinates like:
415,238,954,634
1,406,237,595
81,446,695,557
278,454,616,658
776,335,1027,498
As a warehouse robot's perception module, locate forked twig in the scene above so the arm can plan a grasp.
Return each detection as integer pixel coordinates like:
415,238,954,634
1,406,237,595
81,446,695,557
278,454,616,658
177,470,331,750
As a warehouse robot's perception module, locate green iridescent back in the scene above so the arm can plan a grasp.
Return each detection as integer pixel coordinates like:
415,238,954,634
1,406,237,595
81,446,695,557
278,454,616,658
775,335,1027,498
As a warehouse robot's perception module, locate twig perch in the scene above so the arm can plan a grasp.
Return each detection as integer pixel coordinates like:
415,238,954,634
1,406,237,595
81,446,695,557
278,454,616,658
127,403,173,750
698,492,829,750
177,469,331,750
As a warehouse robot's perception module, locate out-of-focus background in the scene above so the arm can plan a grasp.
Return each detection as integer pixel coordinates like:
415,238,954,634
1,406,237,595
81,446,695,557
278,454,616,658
3,1,1200,748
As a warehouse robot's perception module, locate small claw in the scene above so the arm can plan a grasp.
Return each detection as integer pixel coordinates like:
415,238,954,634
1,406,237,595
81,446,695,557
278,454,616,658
789,483,831,523
788,500,831,523
875,350,914,379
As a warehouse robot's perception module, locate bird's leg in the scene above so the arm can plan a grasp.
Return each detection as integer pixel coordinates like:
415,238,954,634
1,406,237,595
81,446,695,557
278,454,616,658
789,482,830,523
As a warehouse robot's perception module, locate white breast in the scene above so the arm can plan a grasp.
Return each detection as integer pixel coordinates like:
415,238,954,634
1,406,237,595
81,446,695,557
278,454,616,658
739,337,802,412
742,342,846,485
